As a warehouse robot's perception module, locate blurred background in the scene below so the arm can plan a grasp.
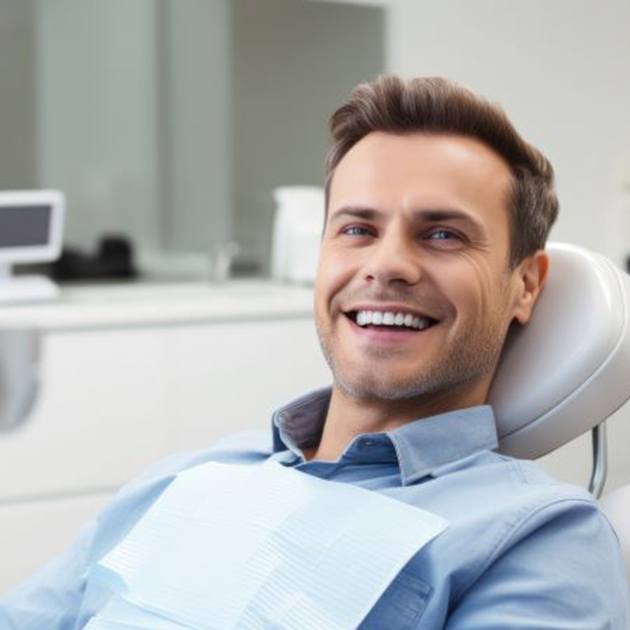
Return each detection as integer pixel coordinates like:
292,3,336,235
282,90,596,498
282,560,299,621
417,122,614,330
0,0,384,279
0,0,629,593
2,0,630,278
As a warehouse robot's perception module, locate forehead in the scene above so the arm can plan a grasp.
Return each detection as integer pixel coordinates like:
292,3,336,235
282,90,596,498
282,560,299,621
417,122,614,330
329,132,513,230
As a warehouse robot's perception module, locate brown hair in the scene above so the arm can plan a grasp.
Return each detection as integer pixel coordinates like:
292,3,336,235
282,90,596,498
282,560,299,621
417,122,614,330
325,76,559,268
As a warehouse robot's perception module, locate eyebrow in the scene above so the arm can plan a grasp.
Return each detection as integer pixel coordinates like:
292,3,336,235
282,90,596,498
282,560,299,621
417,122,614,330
329,205,486,232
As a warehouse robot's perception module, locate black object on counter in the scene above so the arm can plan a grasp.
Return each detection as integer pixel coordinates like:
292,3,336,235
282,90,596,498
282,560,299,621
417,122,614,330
51,234,138,281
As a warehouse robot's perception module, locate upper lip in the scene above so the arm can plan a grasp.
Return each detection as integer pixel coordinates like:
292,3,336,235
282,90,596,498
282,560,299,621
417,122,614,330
343,304,438,321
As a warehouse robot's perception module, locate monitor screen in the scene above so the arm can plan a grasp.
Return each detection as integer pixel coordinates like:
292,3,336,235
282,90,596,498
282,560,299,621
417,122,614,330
0,205,51,248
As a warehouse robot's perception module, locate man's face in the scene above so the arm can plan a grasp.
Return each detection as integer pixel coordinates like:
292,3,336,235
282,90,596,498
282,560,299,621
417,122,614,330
315,131,531,403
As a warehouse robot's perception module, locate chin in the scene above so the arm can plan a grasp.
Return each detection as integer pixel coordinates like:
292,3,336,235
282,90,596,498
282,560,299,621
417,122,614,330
334,367,438,401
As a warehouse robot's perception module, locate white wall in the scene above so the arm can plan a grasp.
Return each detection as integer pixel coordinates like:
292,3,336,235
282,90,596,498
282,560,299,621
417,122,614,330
386,0,630,266
381,0,630,490
157,0,232,253
34,0,234,258
232,0,384,272
0,1,37,189
35,0,161,251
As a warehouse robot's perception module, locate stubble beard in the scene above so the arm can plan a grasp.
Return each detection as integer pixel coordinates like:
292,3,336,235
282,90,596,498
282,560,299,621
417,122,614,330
315,313,508,402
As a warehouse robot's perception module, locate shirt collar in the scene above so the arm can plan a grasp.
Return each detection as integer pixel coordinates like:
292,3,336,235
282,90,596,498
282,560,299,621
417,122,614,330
272,387,331,456
271,386,499,485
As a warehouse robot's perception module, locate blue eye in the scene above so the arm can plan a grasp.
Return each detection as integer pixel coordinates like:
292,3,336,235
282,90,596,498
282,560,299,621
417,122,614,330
428,229,459,240
424,228,466,248
342,226,371,236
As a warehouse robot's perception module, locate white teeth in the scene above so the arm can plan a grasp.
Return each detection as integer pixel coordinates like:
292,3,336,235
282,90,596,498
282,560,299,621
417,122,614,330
352,310,434,330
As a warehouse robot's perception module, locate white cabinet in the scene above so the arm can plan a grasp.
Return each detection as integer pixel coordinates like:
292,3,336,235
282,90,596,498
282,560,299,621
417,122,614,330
164,319,330,452
0,329,174,500
0,281,331,591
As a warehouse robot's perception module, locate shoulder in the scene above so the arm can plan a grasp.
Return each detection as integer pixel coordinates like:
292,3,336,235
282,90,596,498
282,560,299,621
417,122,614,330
431,449,598,523
494,454,607,524
445,454,628,627
481,456,625,605
435,450,622,572
473,452,616,543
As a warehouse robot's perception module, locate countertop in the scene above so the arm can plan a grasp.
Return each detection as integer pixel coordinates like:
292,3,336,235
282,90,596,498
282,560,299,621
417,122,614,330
0,279,316,331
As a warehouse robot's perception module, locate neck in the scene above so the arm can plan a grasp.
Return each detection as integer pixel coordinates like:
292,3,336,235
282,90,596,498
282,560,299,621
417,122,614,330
303,379,490,462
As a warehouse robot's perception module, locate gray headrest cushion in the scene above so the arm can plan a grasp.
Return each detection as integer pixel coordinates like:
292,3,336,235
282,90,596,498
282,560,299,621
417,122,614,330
490,243,630,459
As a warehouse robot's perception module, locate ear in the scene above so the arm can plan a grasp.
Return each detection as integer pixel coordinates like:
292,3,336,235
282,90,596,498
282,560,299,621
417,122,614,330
511,250,550,325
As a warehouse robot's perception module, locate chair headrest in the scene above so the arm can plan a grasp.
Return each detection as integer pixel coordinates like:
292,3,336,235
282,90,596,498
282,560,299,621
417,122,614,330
489,243,630,459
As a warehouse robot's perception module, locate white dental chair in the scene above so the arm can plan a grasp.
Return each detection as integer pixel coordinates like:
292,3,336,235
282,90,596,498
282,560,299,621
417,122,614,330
489,242,630,587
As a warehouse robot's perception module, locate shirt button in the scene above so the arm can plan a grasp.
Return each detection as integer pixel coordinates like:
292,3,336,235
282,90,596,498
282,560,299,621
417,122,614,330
362,439,376,447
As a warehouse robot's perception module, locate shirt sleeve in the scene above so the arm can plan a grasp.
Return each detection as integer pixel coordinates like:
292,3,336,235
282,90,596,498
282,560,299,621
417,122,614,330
445,497,629,629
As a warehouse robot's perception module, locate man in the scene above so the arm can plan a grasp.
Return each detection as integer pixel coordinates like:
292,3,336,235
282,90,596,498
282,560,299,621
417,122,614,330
1,76,627,628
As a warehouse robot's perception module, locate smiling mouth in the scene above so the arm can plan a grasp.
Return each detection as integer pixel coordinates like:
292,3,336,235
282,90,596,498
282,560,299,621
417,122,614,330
344,310,438,332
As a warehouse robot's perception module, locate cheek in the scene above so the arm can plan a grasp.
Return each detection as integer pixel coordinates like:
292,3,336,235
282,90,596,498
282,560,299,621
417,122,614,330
432,256,502,323
314,248,356,318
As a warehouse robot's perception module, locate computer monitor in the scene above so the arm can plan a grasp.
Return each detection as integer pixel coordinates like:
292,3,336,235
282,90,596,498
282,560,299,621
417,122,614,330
0,190,65,302
0,190,64,265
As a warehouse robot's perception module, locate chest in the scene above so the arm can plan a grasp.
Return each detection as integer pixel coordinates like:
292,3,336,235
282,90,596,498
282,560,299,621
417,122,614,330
85,461,449,629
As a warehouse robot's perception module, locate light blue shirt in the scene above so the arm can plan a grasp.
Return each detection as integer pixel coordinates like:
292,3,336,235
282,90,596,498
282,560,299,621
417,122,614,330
1,386,627,628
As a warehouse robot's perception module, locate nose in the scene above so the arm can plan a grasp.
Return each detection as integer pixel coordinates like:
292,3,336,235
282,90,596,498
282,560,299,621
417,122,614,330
362,227,422,287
